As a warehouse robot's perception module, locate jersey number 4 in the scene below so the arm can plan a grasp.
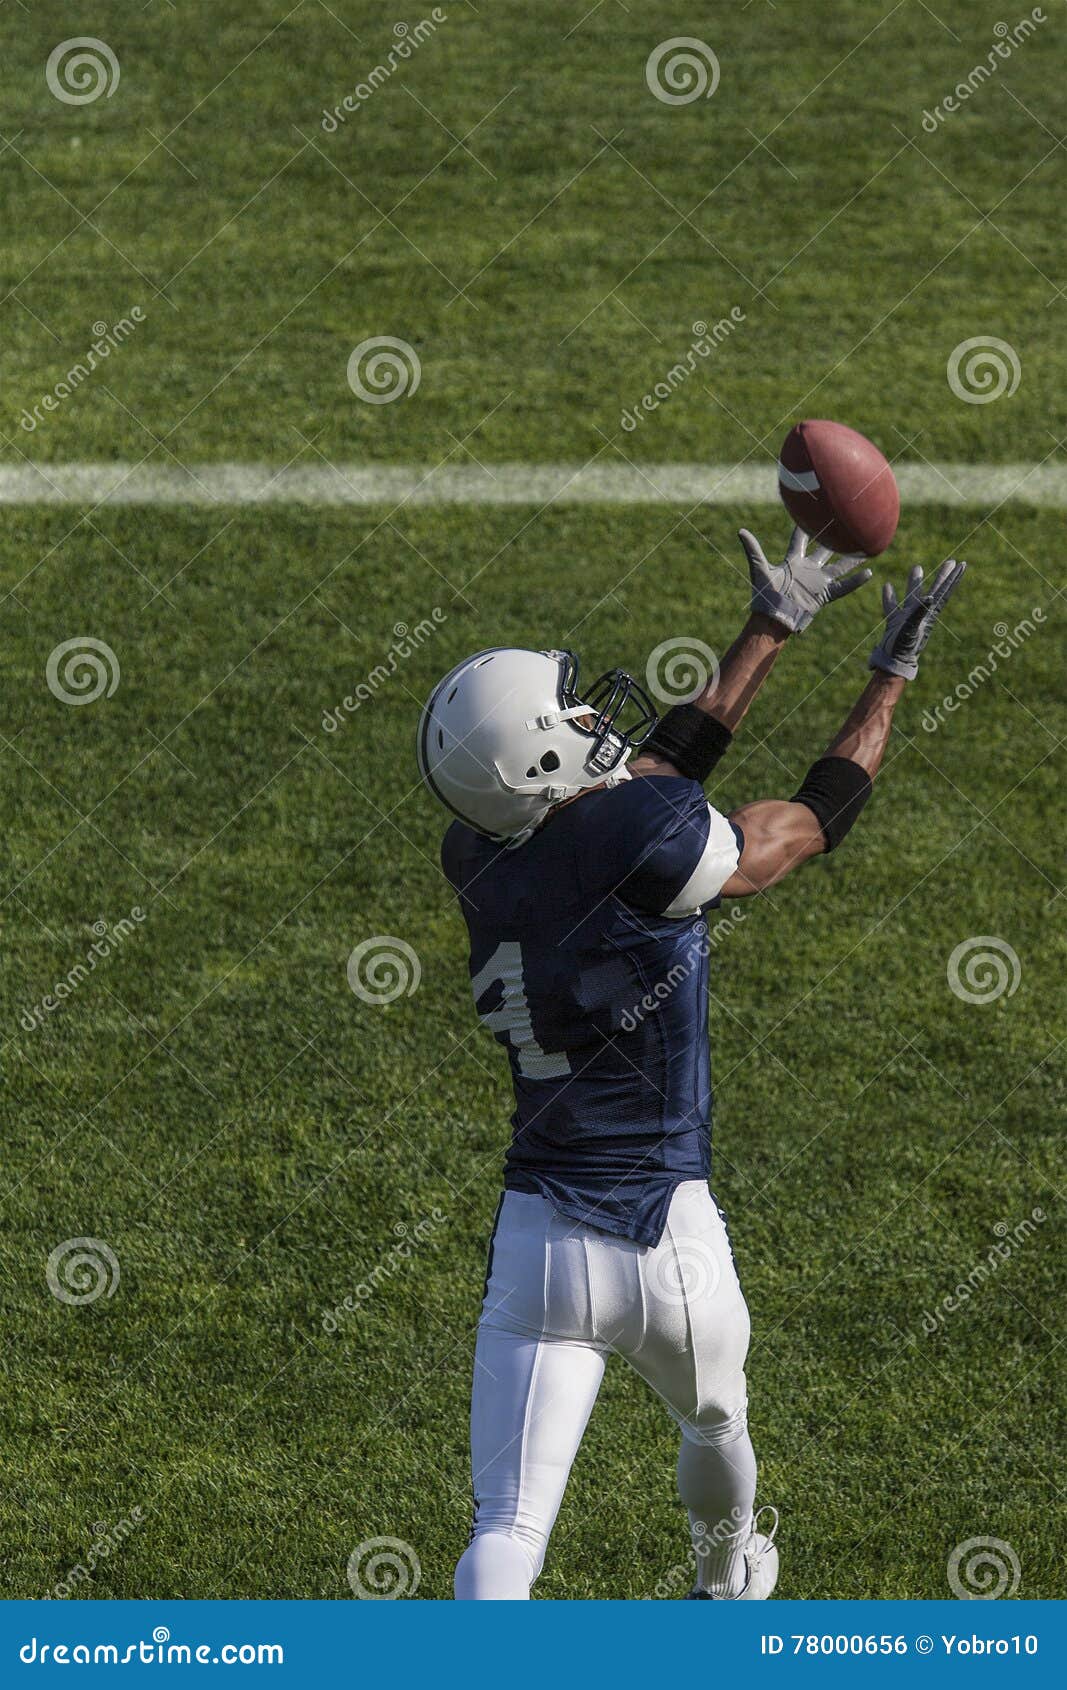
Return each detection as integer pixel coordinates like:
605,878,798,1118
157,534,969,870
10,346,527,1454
470,941,571,1080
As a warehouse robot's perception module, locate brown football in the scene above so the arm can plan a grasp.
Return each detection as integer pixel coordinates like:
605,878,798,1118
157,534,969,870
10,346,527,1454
777,419,900,557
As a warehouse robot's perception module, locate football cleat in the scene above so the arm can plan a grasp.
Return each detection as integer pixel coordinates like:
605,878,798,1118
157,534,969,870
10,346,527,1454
685,1506,779,1600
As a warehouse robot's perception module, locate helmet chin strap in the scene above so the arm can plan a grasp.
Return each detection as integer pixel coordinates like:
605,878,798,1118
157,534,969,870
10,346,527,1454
524,704,591,731
500,760,632,848
496,753,632,801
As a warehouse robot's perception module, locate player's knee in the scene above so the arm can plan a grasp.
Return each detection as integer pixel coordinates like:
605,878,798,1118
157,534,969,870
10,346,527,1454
678,1393,749,1447
454,1530,538,1600
686,1295,752,1423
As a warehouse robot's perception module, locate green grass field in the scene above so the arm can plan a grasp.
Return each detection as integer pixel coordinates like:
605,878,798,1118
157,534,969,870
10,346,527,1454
0,0,1063,1600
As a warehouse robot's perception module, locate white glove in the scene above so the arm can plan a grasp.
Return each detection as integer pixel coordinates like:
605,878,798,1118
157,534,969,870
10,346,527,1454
740,525,873,634
869,559,967,680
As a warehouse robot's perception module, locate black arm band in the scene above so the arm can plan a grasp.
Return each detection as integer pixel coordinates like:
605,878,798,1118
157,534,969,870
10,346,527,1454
643,704,733,783
791,755,872,852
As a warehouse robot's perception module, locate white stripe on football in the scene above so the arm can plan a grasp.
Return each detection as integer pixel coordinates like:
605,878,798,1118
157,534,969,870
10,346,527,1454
777,462,821,493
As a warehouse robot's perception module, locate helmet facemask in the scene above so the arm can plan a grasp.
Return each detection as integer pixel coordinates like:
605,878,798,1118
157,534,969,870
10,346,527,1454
532,650,659,779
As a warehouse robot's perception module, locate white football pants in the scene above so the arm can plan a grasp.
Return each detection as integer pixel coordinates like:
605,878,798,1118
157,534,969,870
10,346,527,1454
454,1181,755,1600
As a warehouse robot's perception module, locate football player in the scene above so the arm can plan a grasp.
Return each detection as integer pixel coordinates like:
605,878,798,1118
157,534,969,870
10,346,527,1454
417,530,965,1600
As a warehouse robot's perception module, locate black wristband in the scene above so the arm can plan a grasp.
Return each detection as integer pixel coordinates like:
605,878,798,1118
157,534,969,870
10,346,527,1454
643,704,733,783
791,755,872,852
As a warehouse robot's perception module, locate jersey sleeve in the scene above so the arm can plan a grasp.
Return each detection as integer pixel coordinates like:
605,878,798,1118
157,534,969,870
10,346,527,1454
609,777,742,917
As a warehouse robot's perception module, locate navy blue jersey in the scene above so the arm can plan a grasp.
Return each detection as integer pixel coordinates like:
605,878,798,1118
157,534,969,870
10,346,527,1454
442,775,742,1246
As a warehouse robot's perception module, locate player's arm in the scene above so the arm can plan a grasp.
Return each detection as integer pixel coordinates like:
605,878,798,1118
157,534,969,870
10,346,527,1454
720,559,967,897
631,525,872,782
721,671,904,894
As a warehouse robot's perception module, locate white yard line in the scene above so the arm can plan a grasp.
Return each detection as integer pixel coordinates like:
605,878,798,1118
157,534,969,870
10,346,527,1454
0,461,1063,506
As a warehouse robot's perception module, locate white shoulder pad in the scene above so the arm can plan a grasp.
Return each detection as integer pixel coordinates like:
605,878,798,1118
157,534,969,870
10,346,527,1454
662,804,740,917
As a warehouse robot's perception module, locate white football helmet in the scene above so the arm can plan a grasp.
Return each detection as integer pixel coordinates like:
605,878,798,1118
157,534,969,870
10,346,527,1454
416,647,658,842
